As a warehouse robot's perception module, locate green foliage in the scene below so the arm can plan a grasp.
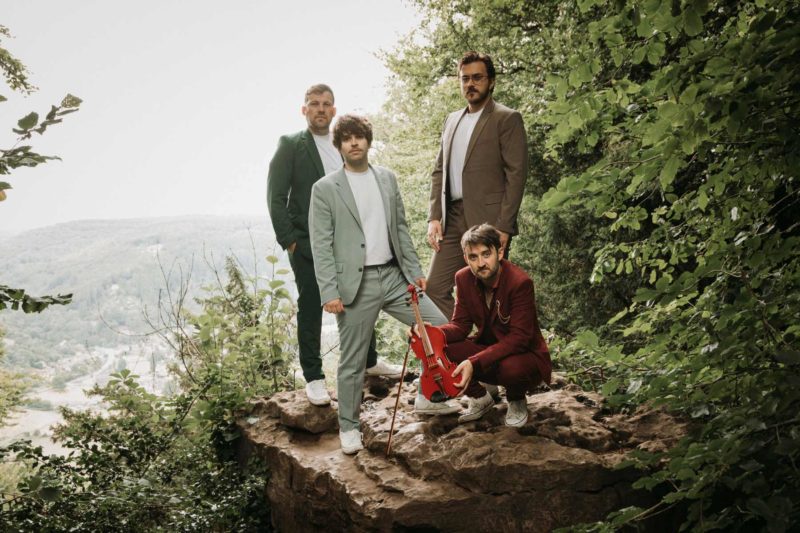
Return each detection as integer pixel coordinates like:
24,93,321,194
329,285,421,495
384,0,800,530
0,284,72,313
0,258,294,531
378,0,635,335
0,27,81,191
538,0,800,530
0,24,79,312
0,326,25,426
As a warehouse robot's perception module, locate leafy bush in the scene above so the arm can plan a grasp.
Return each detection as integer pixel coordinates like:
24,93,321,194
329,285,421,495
381,0,800,530
0,257,294,531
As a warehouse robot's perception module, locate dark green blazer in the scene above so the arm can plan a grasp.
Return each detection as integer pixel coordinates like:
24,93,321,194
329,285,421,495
267,129,330,251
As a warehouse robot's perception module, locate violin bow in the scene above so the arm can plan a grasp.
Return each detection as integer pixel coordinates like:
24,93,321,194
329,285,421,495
385,337,413,458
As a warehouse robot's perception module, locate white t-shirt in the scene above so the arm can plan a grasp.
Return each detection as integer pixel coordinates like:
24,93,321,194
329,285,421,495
448,107,484,201
313,132,343,175
344,168,393,266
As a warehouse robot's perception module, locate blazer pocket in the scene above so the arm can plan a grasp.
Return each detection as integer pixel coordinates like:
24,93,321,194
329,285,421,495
336,263,344,273
485,191,504,205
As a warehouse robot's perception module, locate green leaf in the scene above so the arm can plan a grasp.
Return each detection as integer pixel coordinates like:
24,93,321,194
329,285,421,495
17,112,39,130
540,189,570,209
0,181,11,191
602,377,621,396
659,157,681,189
576,330,599,348
61,93,83,108
632,46,647,65
697,190,709,210
684,9,703,36
749,11,777,33
39,486,62,501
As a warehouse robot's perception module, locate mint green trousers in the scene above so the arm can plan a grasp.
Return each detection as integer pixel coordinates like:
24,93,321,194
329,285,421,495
336,264,447,432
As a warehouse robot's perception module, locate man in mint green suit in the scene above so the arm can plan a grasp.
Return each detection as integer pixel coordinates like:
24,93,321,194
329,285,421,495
267,85,398,407
310,115,455,455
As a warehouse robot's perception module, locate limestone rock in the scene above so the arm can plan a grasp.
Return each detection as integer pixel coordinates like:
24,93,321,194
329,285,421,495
238,379,686,532
247,391,339,434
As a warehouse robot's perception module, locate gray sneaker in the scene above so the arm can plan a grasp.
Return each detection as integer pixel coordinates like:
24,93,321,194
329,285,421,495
505,399,529,427
458,392,495,423
414,393,460,415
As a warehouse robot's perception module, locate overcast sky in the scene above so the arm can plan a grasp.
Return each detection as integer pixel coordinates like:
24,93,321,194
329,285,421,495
1,1,421,234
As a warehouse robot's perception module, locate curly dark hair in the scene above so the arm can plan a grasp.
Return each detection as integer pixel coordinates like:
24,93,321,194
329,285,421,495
460,223,502,253
332,114,373,149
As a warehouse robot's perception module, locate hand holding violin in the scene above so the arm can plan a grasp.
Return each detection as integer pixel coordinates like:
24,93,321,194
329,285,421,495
452,359,473,391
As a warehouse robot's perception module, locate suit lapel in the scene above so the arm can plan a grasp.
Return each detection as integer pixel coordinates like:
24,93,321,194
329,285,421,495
333,169,362,231
301,129,326,177
464,98,495,167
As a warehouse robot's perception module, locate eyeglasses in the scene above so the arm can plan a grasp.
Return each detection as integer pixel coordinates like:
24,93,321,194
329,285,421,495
460,74,488,84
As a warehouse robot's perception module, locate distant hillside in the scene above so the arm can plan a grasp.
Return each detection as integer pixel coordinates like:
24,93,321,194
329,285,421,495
0,216,290,369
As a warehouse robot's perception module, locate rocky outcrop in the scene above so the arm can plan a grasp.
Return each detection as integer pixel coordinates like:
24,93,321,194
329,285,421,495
237,375,685,532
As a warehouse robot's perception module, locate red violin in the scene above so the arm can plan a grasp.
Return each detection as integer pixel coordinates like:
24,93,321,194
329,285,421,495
407,284,461,402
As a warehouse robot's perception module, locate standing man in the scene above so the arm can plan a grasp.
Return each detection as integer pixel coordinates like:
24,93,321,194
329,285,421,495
267,84,400,407
433,224,551,427
310,115,455,455
426,51,528,318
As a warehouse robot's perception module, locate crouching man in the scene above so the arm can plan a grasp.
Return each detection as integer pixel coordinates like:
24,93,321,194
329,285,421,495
437,224,552,426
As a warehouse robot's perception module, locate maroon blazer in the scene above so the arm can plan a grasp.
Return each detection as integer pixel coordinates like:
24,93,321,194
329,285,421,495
438,259,552,385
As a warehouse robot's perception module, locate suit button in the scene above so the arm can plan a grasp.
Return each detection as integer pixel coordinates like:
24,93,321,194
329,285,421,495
361,244,365,248
358,267,363,272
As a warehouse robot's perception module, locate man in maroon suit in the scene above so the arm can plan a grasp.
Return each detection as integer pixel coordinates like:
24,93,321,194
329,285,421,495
438,223,551,427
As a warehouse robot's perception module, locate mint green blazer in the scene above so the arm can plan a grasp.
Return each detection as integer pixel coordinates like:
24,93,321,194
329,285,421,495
309,165,424,306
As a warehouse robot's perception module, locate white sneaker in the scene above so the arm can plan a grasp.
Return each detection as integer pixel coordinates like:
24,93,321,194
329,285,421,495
458,392,495,423
339,429,363,455
305,379,331,406
505,399,529,427
365,359,403,379
414,393,460,415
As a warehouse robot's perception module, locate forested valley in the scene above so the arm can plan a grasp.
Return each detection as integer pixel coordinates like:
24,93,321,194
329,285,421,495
2,1,798,531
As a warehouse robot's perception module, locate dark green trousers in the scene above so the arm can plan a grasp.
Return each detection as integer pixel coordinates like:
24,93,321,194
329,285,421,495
288,238,378,381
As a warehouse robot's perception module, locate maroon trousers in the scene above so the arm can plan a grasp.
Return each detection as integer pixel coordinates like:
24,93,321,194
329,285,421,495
446,340,542,401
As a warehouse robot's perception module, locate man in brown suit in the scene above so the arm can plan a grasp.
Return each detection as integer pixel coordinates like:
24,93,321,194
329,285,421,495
426,51,528,318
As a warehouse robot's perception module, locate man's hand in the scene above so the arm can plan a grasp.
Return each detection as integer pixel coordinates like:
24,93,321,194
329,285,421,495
427,220,443,252
452,359,473,389
323,298,344,314
498,230,509,256
287,242,297,254
415,276,428,292
407,321,433,339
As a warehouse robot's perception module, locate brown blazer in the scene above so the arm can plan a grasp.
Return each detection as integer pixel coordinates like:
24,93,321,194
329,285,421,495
428,98,528,236
438,259,552,385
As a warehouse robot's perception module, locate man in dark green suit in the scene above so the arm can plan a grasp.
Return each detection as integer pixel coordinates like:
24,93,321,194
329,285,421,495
267,84,399,406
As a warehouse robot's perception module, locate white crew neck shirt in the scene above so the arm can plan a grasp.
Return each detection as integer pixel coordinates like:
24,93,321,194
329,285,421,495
312,132,343,175
448,107,484,201
344,167,393,266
